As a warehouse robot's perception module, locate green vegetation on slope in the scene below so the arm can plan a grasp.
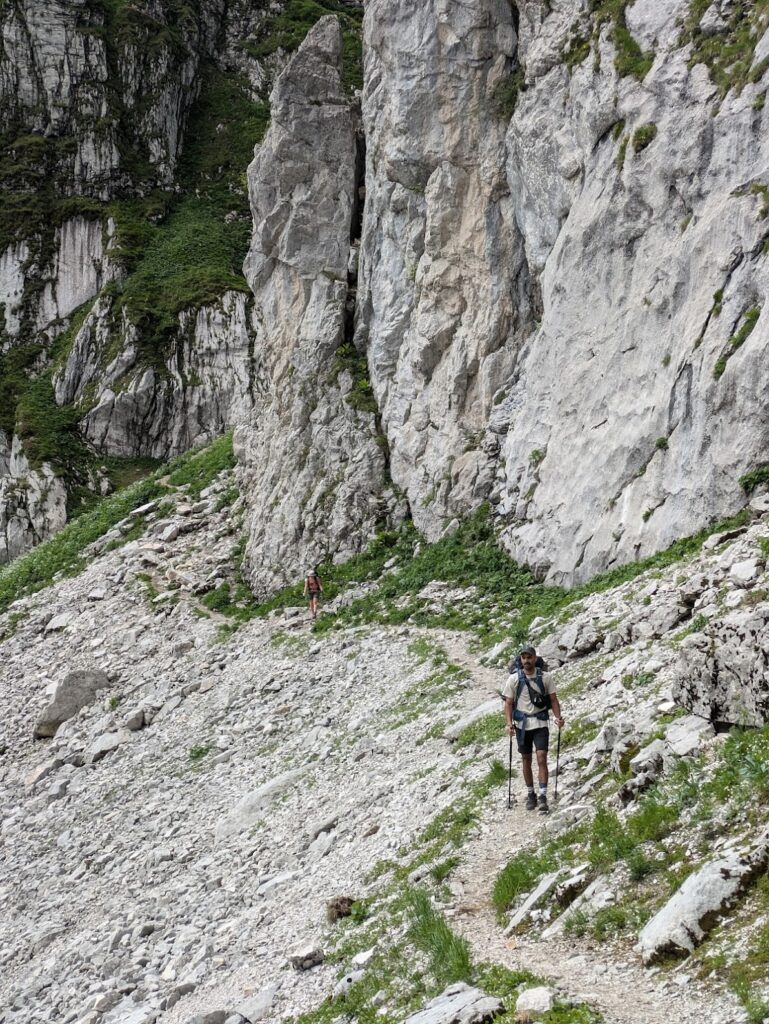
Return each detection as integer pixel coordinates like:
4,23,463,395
493,720,769,1005
244,0,364,94
589,0,655,79
681,0,769,98
0,433,234,614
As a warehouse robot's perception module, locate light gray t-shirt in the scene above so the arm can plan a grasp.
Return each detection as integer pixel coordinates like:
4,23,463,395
503,671,556,730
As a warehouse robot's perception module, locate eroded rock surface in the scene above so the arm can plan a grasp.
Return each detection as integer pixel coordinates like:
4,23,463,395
238,17,397,594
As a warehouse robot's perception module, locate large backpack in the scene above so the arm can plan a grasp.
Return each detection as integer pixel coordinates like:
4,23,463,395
509,655,551,712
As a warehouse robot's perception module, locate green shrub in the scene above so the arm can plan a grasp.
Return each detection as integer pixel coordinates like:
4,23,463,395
632,123,658,153
740,465,769,494
590,0,654,80
730,306,761,349
681,0,769,97
492,66,525,119
563,35,591,69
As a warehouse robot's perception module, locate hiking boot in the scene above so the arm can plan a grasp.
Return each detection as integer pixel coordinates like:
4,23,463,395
538,793,549,814
525,791,537,811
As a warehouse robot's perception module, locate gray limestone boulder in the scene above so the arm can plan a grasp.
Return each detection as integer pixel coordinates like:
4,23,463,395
34,669,110,739
515,987,555,1018
638,835,769,963
672,605,769,725
403,983,503,1024
216,769,306,840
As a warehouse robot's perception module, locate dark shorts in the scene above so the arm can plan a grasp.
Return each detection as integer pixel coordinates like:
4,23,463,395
516,726,550,756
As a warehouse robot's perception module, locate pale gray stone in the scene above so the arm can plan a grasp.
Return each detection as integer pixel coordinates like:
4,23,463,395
34,669,110,738
638,837,769,963
403,983,503,1024
444,699,501,742
515,987,555,1017
89,729,130,764
236,983,280,1023
216,770,306,840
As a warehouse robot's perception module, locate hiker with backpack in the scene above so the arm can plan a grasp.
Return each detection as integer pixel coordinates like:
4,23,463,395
303,569,323,620
504,644,564,814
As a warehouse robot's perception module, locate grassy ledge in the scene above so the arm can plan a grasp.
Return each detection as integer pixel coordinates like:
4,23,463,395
0,434,235,616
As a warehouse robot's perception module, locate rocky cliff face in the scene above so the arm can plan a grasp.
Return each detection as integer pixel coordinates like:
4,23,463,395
4,0,769,593
237,17,399,595
0,0,288,558
494,0,769,584
237,0,769,591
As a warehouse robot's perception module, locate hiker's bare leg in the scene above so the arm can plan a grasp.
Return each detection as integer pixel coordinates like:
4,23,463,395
521,753,534,788
536,749,549,787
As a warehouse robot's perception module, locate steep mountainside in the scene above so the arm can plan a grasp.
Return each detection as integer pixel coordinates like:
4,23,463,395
0,0,363,562
2,436,769,1023
3,0,769,594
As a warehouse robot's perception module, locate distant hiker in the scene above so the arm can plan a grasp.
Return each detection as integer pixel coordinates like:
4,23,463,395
504,644,564,814
303,569,323,620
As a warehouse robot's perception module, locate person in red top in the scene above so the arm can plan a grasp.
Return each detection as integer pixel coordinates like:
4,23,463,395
303,569,323,620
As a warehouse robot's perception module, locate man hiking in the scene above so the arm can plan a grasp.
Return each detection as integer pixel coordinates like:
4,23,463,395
303,568,323,620
504,644,564,813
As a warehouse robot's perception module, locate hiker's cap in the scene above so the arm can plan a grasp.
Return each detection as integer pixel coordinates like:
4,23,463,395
519,644,536,655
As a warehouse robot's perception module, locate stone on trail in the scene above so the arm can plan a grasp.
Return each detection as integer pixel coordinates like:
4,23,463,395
515,986,555,1018
444,698,500,742
638,835,769,964
236,983,280,1022
403,983,503,1024
504,870,563,935
333,970,364,998
34,668,110,738
216,769,306,840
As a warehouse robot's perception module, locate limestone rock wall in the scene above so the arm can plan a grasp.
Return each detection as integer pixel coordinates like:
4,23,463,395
237,17,395,595
54,290,258,460
0,432,67,563
494,0,769,584
356,0,531,541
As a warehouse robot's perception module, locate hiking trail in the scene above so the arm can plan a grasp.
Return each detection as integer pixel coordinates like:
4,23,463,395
443,636,742,1024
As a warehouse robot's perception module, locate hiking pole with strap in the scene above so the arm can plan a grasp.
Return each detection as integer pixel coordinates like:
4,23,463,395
554,724,562,801
507,733,513,809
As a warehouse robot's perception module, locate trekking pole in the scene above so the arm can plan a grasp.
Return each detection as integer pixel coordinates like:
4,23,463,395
507,733,513,809
554,724,562,801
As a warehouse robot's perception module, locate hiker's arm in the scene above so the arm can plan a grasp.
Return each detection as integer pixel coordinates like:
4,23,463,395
550,692,564,728
505,697,514,735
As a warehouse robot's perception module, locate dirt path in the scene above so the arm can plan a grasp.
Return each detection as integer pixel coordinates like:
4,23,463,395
443,638,743,1024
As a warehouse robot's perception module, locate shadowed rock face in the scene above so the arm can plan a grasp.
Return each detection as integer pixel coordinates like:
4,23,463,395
237,17,399,596
357,0,529,542
673,606,769,726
